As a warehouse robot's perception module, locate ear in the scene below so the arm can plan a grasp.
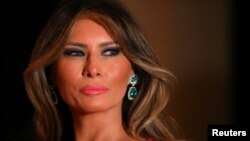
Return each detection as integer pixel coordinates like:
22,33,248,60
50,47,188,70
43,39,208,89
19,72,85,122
131,70,135,76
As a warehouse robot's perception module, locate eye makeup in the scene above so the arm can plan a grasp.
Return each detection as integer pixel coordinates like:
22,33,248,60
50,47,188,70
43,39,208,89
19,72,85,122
63,48,85,57
63,41,121,57
102,47,121,56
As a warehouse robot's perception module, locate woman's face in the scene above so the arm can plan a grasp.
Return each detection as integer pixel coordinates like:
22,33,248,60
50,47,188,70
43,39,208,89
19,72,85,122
55,19,133,114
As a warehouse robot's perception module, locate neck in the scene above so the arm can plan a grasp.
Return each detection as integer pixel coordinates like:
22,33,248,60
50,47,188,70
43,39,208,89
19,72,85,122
72,106,134,141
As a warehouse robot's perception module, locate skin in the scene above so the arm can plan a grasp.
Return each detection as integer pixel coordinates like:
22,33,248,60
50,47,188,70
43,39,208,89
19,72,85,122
55,19,138,141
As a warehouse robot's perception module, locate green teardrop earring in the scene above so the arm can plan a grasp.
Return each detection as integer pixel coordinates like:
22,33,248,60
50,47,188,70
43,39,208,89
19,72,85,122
128,74,137,101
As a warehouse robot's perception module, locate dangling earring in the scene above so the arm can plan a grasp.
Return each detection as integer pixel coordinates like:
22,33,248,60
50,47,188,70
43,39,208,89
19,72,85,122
50,87,58,105
128,74,138,101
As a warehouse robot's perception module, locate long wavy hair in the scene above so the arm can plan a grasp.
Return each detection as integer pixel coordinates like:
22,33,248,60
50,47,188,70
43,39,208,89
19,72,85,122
24,0,182,141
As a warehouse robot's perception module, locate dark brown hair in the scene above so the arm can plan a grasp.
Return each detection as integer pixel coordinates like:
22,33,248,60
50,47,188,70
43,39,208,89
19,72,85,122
24,0,182,141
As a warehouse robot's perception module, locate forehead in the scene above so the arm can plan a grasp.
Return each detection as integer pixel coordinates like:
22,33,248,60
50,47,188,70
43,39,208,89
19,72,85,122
73,12,120,40
68,19,114,42
65,13,126,50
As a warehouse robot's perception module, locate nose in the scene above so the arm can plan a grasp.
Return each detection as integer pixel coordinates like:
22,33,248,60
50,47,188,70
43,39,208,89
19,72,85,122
82,55,101,78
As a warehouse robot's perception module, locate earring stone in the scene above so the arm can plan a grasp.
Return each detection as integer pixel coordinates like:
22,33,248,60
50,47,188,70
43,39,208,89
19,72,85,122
128,74,137,101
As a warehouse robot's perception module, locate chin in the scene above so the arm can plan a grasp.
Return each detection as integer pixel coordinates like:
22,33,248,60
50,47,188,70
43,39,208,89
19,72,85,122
71,102,119,115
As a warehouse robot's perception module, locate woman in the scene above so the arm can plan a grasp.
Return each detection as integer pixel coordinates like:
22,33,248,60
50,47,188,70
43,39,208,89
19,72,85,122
24,0,183,141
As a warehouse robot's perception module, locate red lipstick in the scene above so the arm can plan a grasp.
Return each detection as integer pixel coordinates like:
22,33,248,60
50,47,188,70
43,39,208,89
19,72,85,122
79,85,108,95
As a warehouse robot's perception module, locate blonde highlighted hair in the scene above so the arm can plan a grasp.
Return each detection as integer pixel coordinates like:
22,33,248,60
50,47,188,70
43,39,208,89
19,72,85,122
24,0,183,141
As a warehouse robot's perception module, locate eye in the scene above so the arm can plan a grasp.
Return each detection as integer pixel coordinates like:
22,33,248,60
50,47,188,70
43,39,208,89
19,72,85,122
102,48,121,56
63,48,85,57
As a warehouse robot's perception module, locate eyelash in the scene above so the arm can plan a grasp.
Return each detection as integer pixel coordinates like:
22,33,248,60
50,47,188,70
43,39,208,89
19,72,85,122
102,48,121,56
63,49,85,57
63,47,121,57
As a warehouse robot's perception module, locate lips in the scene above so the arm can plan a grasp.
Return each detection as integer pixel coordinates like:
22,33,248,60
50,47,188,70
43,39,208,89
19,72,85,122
79,85,108,95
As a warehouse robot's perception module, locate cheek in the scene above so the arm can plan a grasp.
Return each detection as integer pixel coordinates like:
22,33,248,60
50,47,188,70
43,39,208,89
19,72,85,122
106,58,132,91
55,59,83,92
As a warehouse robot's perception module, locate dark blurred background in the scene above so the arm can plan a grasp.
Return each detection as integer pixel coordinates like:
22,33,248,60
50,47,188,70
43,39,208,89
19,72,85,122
1,0,248,141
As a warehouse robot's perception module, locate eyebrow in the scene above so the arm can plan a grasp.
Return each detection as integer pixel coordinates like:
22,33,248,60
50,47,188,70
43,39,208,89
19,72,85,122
65,41,119,48
99,41,119,47
65,42,87,48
